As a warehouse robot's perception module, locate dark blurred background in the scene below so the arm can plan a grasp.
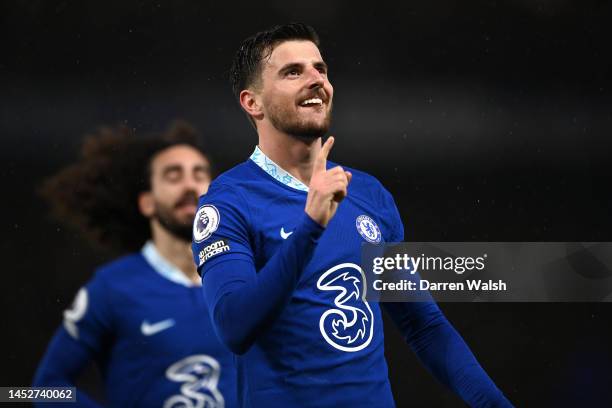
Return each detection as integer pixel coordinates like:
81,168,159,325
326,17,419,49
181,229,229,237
1,1,611,406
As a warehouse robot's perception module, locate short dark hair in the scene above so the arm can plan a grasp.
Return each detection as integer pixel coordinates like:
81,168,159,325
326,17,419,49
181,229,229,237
230,22,320,101
40,120,207,255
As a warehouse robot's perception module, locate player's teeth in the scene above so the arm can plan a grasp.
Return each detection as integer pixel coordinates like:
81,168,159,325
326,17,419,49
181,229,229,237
301,98,323,106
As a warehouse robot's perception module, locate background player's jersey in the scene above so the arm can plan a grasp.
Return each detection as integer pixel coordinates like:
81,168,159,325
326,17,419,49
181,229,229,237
35,243,237,407
193,149,403,407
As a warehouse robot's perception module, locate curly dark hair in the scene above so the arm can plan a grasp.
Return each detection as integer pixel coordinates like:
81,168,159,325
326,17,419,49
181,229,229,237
40,120,207,255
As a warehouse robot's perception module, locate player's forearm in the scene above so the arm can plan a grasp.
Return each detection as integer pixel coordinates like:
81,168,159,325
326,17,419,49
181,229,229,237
203,212,324,354
33,328,102,408
384,302,513,407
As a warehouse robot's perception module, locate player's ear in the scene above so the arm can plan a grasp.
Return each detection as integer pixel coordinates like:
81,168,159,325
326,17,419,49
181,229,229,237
240,89,264,120
138,191,155,218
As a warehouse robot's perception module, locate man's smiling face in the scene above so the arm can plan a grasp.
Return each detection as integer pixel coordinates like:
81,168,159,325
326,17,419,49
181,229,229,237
146,144,211,241
258,40,334,140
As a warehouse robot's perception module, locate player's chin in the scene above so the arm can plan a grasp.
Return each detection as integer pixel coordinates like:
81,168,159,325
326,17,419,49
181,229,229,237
292,125,329,141
305,117,330,135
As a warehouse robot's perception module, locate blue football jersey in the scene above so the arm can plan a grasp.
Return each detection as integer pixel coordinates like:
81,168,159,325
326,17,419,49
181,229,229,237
193,147,403,407
36,243,237,407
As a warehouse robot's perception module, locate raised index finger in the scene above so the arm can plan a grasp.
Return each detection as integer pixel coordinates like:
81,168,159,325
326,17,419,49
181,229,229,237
315,136,334,172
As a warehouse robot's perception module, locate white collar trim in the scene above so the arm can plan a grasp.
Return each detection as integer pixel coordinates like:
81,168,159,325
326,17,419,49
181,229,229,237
249,146,309,192
141,241,198,287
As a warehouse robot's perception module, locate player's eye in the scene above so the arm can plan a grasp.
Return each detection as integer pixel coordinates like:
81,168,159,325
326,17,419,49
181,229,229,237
164,169,182,182
286,69,300,77
194,168,210,182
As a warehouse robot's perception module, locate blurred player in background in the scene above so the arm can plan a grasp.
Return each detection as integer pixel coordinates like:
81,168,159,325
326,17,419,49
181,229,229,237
192,23,513,407
34,122,236,407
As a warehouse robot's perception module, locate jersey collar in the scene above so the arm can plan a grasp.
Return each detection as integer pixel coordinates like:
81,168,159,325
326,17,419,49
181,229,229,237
141,241,198,287
249,146,309,192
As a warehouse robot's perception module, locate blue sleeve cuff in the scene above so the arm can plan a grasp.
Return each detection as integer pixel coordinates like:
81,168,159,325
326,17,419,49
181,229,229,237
299,212,325,241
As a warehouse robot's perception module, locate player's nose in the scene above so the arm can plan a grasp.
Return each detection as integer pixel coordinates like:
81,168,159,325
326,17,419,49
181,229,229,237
182,174,201,193
305,66,325,89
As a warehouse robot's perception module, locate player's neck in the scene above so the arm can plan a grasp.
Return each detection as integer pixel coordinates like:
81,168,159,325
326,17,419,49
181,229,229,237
150,222,200,284
258,127,322,186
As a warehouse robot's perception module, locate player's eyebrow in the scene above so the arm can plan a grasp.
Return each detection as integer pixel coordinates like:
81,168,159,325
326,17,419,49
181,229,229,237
193,163,210,174
278,60,328,76
161,164,182,176
313,61,328,73
278,62,303,75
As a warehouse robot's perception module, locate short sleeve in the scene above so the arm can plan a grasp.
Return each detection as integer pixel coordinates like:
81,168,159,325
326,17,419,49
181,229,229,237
62,274,113,354
192,184,254,276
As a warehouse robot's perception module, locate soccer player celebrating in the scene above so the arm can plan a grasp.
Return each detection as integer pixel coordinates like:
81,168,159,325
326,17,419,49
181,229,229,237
34,123,236,407
193,24,512,407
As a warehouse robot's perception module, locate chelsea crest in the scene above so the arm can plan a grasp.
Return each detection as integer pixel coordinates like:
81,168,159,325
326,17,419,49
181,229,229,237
355,215,381,243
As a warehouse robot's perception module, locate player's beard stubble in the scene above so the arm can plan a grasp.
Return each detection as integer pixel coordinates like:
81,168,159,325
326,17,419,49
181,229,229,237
266,95,333,141
153,191,198,242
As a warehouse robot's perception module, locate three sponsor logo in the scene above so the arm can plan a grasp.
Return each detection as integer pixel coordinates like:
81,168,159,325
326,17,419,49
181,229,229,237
164,354,224,408
317,263,374,352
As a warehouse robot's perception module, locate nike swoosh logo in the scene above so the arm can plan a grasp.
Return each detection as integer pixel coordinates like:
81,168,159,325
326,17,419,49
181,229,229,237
280,227,294,240
141,319,175,336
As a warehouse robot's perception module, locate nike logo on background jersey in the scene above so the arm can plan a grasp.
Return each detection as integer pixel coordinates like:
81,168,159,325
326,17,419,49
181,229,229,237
141,319,176,336
280,227,294,239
